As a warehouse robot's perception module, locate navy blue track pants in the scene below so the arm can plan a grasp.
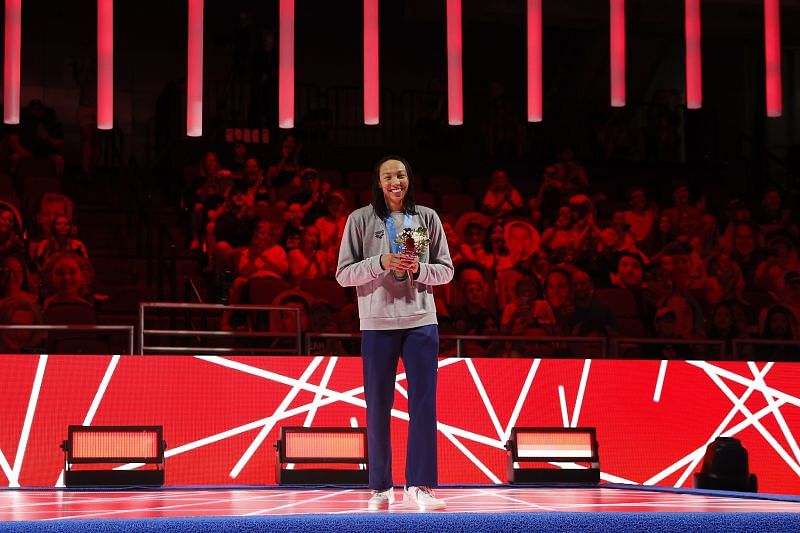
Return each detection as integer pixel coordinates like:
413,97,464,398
361,324,439,490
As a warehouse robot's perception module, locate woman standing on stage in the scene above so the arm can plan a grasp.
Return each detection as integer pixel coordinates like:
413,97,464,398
336,155,453,511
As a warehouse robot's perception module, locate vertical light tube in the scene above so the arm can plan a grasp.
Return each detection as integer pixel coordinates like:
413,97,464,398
3,0,22,124
610,0,626,107
446,0,463,125
764,0,782,118
97,0,113,129
279,0,295,129
363,0,379,125
527,0,542,122
685,0,702,109
186,0,204,137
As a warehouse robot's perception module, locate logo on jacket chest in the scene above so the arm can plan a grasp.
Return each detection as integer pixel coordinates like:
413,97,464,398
374,230,384,239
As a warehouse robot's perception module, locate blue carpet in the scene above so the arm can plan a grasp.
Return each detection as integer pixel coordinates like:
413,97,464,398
3,512,798,532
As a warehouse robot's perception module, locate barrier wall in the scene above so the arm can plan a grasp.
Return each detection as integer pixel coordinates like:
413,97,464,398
1,355,798,494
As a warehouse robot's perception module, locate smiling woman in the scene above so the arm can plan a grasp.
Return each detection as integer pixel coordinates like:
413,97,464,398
336,155,453,511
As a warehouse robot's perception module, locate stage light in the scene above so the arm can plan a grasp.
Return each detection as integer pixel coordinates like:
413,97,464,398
363,0,379,125
693,437,757,492
3,0,22,124
97,0,113,129
764,0,782,118
275,427,368,485
506,427,600,484
527,0,543,122
610,0,626,107
446,0,463,125
186,0,204,136
278,0,295,129
61,425,166,487
684,0,702,110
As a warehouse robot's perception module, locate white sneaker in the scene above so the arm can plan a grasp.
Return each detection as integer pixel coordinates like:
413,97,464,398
403,486,446,511
367,488,395,511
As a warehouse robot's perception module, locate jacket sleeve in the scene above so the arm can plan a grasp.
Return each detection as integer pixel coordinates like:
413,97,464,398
415,210,454,286
335,212,386,287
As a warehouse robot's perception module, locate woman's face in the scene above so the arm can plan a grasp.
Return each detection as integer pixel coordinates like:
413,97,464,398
327,197,344,217
253,223,274,247
734,225,756,255
769,312,789,338
464,224,484,246
52,257,83,297
0,256,24,293
545,272,570,308
555,206,572,228
303,226,320,249
713,306,733,331
658,214,672,233
0,210,15,235
203,152,220,175
54,215,71,237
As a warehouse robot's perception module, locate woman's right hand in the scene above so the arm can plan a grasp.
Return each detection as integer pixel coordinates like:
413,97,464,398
381,253,414,274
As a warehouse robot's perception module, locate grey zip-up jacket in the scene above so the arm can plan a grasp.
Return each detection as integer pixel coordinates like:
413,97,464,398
336,204,454,330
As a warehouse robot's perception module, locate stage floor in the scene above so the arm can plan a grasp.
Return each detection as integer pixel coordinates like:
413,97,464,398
1,487,799,521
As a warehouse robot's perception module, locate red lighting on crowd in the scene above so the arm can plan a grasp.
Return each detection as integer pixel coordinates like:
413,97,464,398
610,0,626,107
527,0,542,122
186,0,204,137
363,0,379,125
97,0,113,129
685,0,702,110
764,0,782,118
3,0,22,124
446,0,463,125
279,0,295,129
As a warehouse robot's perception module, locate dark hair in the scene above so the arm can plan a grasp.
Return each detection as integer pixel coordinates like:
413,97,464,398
482,221,509,254
613,251,644,273
454,261,488,285
762,304,796,340
371,155,417,220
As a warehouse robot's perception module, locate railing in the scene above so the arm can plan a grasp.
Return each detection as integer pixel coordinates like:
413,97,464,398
305,333,733,359
0,325,135,355
139,302,302,355
732,339,800,361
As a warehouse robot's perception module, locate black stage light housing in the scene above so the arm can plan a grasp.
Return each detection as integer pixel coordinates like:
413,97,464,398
61,425,166,487
275,427,369,485
694,437,757,492
506,427,600,484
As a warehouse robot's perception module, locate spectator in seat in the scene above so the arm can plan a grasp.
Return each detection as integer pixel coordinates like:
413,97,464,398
479,221,512,276
208,183,255,276
9,99,65,176
610,251,645,290
552,146,589,197
567,270,617,333
237,156,267,200
0,252,37,302
280,202,305,252
756,187,797,241
730,222,766,289
780,271,800,326
623,186,656,251
0,203,25,256
599,210,642,257
0,296,45,353
314,191,349,250
707,300,745,359
482,169,523,218
705,252,745,306
288,225,331,286
227,141,249,177
188,152,232,251
288,168,331,224
307,299,346,356
442,220,465,266
267,134,302,188
661,180,702,239
40,253,94,312
33,193,73,244
268,289,312,347
648,213,678,259
651,307,681,359
34,215,88,270
758,304,800,360
659,292,705,340
755,234,798,294
449,261,497,336
539,267,575,335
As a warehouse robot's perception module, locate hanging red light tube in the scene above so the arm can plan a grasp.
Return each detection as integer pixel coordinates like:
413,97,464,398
3,0,22,124
446,0,463,125
186,0,203,137
684,0,702,110
97,0,113,129
527,0,542,122
363,0,379,125
279,0,294,129
609,0,625,107
764,0,782,118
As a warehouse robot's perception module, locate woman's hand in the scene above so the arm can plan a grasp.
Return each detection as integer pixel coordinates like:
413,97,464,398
381,253,418,274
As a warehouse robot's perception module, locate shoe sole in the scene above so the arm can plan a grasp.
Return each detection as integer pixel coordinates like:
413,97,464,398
403,496,446,511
